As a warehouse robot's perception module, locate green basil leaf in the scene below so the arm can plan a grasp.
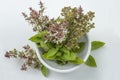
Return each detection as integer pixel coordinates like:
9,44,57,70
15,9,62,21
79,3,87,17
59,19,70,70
46,42,53,49
55,53,67,65
56,52,62,57
70,57,84,64
91,41,105,50
42,53,56,60
61,47,76,61
85,55,97,67
46,47,59,58
29,31,48,42
69,52,77,60
39,40,49,51
36,42,53,51
41,65,47,76
61,47,70,54
29,34,41,43
62,51,76,61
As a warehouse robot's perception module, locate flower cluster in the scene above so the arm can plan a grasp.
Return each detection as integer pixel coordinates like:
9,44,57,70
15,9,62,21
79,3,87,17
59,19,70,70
22,1,48,32
5,45,42,70
22,1,68,44
44,20,68,44
61,6,95,49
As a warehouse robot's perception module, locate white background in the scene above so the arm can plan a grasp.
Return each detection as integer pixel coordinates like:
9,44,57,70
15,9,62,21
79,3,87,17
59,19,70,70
0,0,120,80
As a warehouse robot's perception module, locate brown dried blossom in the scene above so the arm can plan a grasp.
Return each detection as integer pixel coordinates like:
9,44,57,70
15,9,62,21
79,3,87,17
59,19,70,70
22,1,49,32
5,49,17,58
29,7,39,19
21,63,27,70
22,1,68,44
61,6,95,49
5,45,42,71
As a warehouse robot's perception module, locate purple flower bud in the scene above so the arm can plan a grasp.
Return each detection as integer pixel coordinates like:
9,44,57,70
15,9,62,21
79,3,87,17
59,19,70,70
23,45,30,49
39,1,43,8
21,63,27,71
5,52,10,58
57,32,63,39
29,7,39,19
77,6,83,14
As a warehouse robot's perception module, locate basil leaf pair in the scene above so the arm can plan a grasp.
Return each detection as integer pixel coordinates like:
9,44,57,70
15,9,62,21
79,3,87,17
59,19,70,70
85,41,105,67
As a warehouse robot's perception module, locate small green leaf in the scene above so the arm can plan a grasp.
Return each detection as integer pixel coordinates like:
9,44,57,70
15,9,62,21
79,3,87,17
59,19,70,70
70,57,84,64
29,31,48,42
85,55,97,67
62,51,76,61
61,47,77,61
46,42,53,49
42,53,56,60
41,65,47,76
70,52,77,60
91,41,105,50
29,34,41,43
61,47,70,54
39,40,49,51
46,47,59,58
36,42,53,51
56,52,62,57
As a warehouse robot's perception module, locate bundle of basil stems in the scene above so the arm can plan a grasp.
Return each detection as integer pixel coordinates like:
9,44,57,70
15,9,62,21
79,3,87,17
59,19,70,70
5,1,105,76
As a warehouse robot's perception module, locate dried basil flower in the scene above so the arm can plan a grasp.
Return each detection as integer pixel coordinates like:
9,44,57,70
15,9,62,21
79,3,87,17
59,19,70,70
5,45,48,76
61,6,95,49
22,1,49,32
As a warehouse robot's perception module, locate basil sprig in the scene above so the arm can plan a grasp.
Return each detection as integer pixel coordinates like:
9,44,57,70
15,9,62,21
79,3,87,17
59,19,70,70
85,41,105,67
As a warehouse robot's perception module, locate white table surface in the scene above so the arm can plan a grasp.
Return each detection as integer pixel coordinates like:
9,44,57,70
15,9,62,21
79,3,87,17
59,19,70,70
0,0,120,80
